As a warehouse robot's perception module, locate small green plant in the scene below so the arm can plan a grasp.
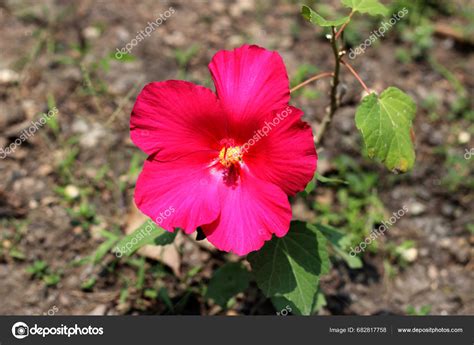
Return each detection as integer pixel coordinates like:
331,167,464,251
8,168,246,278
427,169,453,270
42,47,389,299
314,155,385,251
386,239,417,268
26,260,61,287
67,200,98,230
441,150,474,192
0,220,28,261
175,44,200,79
406,304,431,316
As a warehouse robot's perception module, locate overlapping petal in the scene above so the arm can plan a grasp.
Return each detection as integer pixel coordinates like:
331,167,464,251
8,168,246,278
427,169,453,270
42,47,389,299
209,45,290,123
244,106,317,195
202,167,292,255
130,80,227,157
134,152,221,234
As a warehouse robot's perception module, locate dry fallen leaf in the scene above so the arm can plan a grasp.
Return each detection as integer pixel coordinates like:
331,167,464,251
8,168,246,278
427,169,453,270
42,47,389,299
124,203,181,276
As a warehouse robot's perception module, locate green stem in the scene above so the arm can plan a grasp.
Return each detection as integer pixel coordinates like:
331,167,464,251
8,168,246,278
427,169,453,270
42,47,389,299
315,27,341,145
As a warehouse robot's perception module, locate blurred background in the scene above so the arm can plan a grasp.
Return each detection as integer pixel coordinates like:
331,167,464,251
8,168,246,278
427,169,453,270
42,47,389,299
0,0,472,315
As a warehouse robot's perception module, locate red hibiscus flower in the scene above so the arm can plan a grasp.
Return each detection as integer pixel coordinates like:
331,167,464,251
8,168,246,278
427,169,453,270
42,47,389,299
130,45,317,255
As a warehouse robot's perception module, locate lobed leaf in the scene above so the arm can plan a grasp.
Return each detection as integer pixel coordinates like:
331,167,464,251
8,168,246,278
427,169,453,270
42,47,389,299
301,5,350,27
205,262,250,308
248,221,330,315
341,0,388,16
355,87,417,173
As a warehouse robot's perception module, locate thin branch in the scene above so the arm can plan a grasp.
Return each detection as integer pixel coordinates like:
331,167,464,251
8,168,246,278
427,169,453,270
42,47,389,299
335,11,354,39
340,60,371,94
290,72,334,93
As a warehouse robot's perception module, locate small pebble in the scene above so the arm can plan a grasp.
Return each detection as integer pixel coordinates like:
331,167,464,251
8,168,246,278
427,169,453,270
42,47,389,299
457,131,471,144
401,247,418,262
64,185,80,199
83,26,101,39
408,200,426,216
0,69,19,84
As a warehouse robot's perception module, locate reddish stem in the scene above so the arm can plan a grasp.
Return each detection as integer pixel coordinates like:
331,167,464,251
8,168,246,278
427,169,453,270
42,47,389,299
341,60,371,94
290,72,334,93
335,11,354,39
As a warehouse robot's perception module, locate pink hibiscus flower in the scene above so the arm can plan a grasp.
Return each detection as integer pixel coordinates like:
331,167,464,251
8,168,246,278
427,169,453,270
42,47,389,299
130,44,317,255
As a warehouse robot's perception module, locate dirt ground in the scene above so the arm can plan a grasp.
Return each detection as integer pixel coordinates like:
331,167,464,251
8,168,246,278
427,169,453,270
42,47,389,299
0,0,473,315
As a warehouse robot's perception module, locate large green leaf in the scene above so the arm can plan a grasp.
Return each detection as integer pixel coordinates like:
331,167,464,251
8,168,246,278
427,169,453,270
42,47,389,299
271,287,327,316
114,221,176,257
355,87,417,173
205,262,250,308
341,0,388,16
301,5,350,27
248,221,330,315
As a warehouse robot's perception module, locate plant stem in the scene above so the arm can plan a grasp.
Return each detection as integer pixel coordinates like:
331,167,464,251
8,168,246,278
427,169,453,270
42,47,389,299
289,72,334,93
335,11,354,39
340,60,371,94
315,27,341,145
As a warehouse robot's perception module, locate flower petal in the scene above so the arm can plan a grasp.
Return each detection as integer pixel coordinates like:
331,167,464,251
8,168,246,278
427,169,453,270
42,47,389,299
134,152,221,234
202,167,292,256
244,106,317,195
130,80,227,156
209,45,290,122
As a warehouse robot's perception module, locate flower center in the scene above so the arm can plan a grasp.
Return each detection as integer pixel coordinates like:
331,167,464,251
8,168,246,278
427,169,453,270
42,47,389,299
219,145,242,168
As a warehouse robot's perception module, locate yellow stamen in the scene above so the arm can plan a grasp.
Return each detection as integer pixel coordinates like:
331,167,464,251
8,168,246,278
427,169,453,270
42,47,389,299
219,146,242,167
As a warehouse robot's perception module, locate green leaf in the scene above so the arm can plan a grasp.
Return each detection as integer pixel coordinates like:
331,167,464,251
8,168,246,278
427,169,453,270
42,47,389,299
341,0,388,16
301,172,347,197
158,287,174,312
248,221,330,315
312,288,327,313
316,173,348,185
271,287,326,316
143,288,158,300
301,5,350,27
81,277,97,290
303,173,317,195
114,221,177,257
271,296,294,315
355,87,417,173
205,262,250,308
315,223,363,269
93,230,119,264
43,273,61,286
110,51,136,62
